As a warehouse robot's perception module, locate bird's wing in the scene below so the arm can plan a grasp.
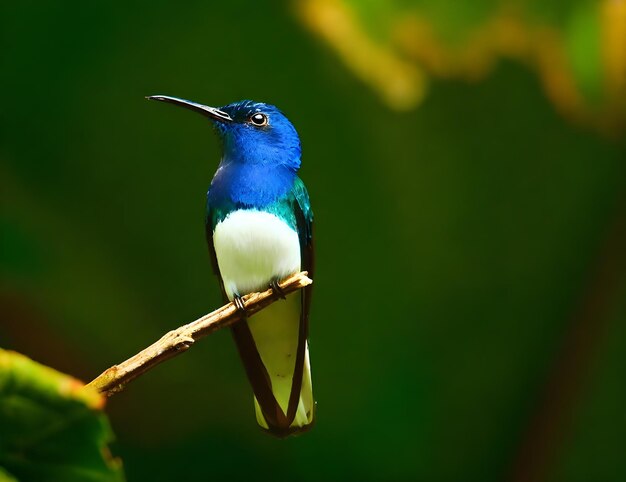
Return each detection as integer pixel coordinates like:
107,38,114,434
292,176,314,282
284,176,314,426
205,204,227,298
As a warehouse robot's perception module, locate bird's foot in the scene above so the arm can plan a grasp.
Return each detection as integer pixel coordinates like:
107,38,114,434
269,279,287,300
233,294,248,320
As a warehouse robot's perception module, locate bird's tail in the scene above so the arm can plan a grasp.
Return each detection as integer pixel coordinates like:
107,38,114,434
231,292,314,436
254,340,313,434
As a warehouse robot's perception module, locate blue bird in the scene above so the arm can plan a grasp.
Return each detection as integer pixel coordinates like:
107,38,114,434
148,95,314,437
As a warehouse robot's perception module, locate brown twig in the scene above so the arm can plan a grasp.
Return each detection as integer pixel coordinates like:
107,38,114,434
85,271,312,397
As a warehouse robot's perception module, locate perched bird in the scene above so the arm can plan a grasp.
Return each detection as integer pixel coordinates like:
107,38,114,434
148,95,314,437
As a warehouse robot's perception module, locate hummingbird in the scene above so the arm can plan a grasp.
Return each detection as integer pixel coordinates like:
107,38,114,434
148,95,314,437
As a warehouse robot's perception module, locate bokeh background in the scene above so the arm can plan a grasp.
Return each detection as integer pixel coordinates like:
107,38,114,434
1,0,625,481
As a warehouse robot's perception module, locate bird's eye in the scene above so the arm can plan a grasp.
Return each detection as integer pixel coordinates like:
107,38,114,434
249,113,268,127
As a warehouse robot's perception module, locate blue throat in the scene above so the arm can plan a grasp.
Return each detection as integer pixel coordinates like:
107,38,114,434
207,160,297,208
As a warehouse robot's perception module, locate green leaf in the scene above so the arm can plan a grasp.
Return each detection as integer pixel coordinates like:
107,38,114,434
0,466,19,482
0,350,124,482
298,0,626,133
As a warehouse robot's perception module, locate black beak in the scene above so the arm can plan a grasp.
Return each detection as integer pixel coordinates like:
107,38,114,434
146,95,233,123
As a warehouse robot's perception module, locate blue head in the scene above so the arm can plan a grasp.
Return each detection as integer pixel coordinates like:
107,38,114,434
148,95,301,172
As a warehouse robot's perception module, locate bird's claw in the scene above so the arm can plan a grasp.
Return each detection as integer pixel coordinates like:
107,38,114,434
233,294,248,320
269,279,287,300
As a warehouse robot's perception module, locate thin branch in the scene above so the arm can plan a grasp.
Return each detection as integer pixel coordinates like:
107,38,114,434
85,271,312,397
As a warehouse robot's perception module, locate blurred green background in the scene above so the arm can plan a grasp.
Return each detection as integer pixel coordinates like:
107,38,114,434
1,0,625,481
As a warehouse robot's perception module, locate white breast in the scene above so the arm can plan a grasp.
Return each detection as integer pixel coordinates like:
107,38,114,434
213,209,301,300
